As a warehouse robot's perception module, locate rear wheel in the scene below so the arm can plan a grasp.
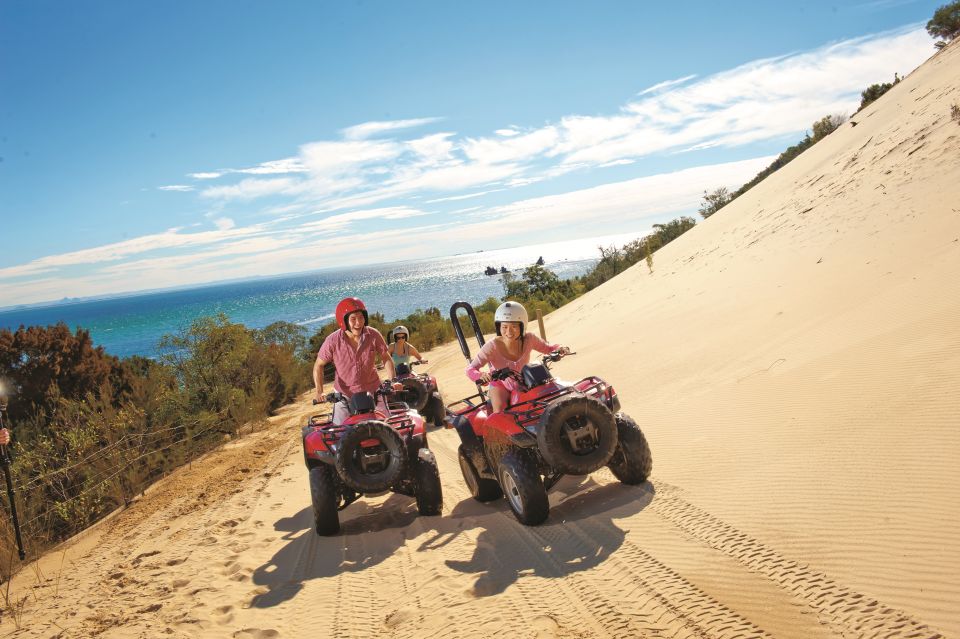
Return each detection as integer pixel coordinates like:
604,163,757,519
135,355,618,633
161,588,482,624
458,445,502,502
425,391,448,428
498,449,548,525
607,413,652,485
414,452,443,515
309,465,340,536
399,377,429,411
537,393,618,475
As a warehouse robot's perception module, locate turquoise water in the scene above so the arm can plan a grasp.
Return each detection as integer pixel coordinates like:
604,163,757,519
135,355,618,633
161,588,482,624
0,233,639,358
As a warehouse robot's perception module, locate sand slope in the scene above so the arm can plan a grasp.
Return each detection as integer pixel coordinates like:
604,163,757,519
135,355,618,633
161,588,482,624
3,40,960,639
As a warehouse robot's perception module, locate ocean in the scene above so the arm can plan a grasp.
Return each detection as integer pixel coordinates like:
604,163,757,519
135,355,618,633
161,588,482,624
0,233,640,359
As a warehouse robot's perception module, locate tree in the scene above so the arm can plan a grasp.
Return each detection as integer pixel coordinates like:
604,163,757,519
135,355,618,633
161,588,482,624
0,323,118,423
811,114,848,141
698,187,732,219
254,321,308,359
858,75,900,112
653,217,697,244
927,0,960,47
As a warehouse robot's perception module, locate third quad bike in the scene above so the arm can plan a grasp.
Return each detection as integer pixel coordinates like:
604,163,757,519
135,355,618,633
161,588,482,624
447,301,652,525
392,360,448,428
301,382,442,535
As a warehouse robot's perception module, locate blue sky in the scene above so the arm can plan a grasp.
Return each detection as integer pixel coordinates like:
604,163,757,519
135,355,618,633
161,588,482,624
0,0,943,306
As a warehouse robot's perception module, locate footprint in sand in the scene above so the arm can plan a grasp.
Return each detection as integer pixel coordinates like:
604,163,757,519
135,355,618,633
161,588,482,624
384,607,416,629
166,557,187,566
230,569,252,583
171,578,191,589
531,615,561,638
233,629,278,638
131,550,161,565
215,604,235,625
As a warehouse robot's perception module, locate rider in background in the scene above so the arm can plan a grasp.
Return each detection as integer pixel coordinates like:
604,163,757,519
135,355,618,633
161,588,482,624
389,325,426,368
465,301,570,414
0,428,9,445
313,297,402,424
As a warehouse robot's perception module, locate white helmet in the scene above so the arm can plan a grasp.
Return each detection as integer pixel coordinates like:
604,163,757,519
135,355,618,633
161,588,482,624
391,325,409,342
495,301,528,336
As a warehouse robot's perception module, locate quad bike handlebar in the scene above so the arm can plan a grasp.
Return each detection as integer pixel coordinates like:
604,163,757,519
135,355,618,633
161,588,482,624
312,381,401,405
479,350,575,385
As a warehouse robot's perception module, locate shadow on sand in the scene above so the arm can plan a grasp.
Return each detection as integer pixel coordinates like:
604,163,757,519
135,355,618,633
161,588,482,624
440,476,655,596
249,493,446,608
249,476,653,606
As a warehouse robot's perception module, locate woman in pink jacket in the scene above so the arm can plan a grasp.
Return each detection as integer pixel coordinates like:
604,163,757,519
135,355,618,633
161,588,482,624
465,301,570,413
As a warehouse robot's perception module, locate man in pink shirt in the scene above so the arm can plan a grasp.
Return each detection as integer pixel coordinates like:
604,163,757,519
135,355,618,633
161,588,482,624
313,297,402,424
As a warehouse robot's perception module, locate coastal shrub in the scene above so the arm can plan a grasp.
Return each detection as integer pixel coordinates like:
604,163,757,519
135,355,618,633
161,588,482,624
858,75,900,112
698,187,732,219
927,0,960,47
0,323,121,426
811,114,848,141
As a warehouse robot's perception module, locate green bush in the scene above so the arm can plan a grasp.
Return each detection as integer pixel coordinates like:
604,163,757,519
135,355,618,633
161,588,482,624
858,75,900,112
927,0,960,47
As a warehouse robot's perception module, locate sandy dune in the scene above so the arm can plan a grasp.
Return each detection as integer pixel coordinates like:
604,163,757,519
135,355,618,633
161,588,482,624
3,40,959,639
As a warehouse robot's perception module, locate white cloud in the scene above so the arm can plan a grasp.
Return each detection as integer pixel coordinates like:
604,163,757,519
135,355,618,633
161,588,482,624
599,159,636,167
200,177,299,200
298,206,430,234
158,185,194,192
0,224,270,281
426,190,501,203
462,127,560,164
213,217,235,231
341,117,442,140
235,158,307,175
485,156,775,230
189,171,223,179
638,74,698,96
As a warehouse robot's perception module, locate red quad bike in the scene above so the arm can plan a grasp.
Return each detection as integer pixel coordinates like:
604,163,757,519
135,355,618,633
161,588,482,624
301,382,442,535
447,301,652,526
393,360,448,428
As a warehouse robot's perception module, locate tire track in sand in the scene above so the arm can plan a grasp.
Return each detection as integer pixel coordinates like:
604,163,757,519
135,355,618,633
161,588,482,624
431,441,768,638
647,480,944,639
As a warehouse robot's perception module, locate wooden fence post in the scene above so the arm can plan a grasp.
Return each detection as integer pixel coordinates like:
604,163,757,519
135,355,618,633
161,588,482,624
536,308,546,340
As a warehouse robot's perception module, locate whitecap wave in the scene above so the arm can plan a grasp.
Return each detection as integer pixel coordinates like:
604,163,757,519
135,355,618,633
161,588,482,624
296,313,335,326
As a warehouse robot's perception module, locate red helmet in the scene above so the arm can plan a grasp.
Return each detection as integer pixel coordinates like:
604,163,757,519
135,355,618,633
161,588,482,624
335,297,368,332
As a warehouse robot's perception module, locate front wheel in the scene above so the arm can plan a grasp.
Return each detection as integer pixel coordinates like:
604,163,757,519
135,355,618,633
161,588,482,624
607,413,652,485
498,450,549,525
414,451,443,516
458,445,502,502
309,465,340,536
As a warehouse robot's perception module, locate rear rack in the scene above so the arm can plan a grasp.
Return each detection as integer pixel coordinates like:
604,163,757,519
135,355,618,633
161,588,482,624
306,404,417,447
445,377,616,428
505,378,615,431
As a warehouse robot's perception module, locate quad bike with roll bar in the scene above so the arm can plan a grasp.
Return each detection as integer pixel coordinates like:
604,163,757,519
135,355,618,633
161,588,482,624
301,381,442,535
446,300,652,525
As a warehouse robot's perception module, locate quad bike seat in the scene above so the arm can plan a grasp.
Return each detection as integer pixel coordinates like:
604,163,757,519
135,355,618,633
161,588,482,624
349,392,377,415
521,363,552,389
